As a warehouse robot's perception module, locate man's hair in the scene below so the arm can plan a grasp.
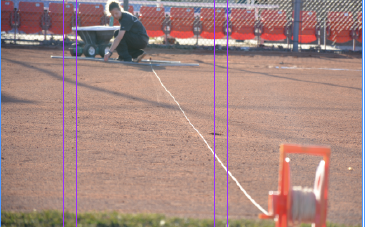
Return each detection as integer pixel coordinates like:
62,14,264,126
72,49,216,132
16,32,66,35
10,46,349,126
108,1,121,12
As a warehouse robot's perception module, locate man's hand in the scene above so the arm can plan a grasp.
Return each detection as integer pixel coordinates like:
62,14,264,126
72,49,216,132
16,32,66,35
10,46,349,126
104,53,111,62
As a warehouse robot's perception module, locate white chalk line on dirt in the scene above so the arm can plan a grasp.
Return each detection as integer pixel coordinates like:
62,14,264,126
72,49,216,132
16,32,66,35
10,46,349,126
276,66,361,71
150,65,269,215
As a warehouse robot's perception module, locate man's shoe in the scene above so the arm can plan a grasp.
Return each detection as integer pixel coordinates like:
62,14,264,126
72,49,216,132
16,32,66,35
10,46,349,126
133,51,146,63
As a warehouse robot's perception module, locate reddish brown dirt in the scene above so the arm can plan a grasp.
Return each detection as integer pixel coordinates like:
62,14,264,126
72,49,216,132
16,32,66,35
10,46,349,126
1,47,362,225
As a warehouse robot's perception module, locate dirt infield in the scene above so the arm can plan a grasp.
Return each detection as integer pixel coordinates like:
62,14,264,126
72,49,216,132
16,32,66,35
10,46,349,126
1,47,362,225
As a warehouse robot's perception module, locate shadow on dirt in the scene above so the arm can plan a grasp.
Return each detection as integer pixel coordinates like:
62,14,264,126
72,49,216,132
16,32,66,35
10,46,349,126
2,57,174,109
1,93,37,104
194,60,361,92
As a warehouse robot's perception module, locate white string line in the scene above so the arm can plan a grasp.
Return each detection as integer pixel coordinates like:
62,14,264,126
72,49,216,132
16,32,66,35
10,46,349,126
150,65,269,215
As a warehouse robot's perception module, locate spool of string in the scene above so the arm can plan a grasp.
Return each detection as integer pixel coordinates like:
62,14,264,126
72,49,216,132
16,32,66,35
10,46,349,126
291,186,317,223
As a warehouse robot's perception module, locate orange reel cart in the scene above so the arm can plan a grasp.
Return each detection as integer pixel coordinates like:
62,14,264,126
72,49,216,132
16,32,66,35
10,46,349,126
259,144,331,227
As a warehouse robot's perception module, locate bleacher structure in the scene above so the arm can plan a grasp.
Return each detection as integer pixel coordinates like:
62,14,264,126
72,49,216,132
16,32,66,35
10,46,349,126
1,0,362,51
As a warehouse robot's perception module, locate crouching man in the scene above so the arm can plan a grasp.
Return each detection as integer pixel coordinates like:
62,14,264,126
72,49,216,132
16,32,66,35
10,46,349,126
104,1,149,62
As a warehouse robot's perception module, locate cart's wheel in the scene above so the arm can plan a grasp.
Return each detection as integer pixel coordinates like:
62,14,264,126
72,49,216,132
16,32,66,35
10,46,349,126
83,44,97,57
99,44,110,57
69,47,83,56
70,48,77,56
76,44,83,56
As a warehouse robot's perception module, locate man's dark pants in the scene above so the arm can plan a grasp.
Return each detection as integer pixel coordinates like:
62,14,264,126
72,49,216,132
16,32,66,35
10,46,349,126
113,30,148,61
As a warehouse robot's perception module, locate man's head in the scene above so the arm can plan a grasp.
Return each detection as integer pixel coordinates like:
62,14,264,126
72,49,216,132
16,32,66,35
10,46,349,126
108,1,122,19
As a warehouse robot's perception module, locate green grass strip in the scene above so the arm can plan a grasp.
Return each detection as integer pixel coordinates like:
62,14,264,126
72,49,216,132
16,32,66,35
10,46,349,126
1,211,358,227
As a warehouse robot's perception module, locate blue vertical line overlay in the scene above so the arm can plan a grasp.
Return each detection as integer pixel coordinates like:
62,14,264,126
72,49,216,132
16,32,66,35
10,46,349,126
76,0,78,226
226,0,229,226
62,0,65,226
213,0,216,226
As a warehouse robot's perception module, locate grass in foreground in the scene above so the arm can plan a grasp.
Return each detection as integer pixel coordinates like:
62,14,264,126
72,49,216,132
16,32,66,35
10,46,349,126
1,211,358,227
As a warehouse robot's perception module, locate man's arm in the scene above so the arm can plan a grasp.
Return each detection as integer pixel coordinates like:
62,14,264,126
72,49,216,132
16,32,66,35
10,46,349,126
104,30,126,61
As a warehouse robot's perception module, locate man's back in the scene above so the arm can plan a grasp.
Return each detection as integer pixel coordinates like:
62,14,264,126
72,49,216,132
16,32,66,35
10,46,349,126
119,12,149,40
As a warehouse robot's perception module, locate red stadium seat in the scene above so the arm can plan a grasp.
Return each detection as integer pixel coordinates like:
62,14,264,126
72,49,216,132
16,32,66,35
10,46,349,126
357,12,362,42
49,3,74,35
18,2,44,34
292,11,317,43
260,10,287,41
1,1,14,32
78,4,104,27
326,11,353,43
200,8,225,39
112,5,134,26
128,5,134,14
169,7,194,38
231,9,256,40
139,6,165,37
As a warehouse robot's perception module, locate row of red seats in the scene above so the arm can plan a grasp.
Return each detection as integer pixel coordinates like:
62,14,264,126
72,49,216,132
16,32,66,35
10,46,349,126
1,1,362,43
142,8,362,43
1,1,133,35
138,7,227,39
